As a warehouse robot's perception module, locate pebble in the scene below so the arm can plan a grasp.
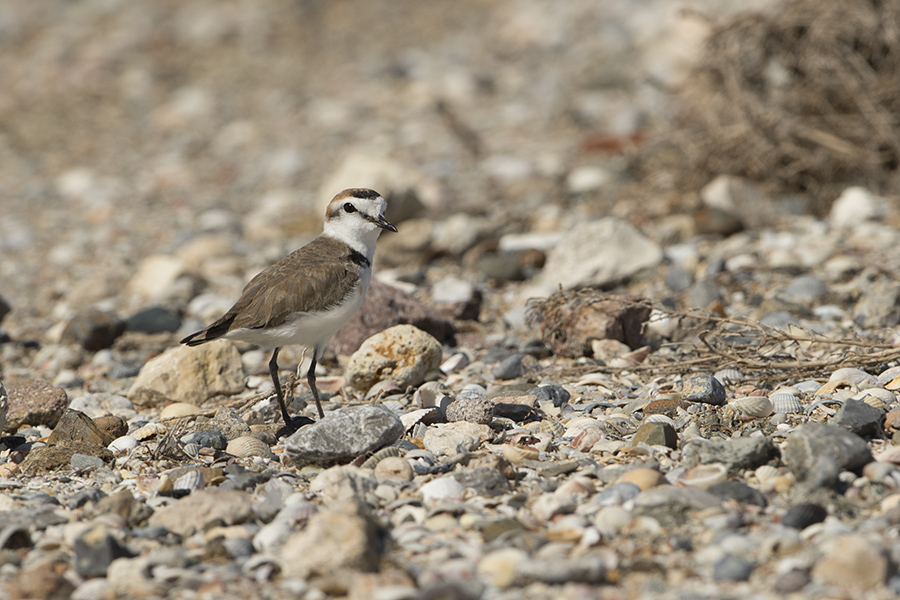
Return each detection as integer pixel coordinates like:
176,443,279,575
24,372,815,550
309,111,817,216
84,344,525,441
491,353,530,380
712,555,754,582
285,405,404,466
783,423,873,489
680,374,726,405
125,306,182,334
630,422,677,448
831,398,885,437
811,533,888,592
61,308,126,351
781,502,827,529
445,396,494,425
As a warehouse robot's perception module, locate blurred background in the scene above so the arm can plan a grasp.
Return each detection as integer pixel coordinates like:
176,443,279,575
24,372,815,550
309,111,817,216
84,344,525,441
4,0,899,344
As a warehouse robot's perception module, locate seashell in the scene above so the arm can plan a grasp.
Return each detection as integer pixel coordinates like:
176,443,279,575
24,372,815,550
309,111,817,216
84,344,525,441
502,443,540,464
137,474,173,494
540,419,565,438
132,422,168,440
226,435,274,459
601,414,639,435
159,403,201,419
644,414,676,427
815,380,858,396
570,427,604,452
563,417,604,439
649,388,682,402
713,368,743,384
725,395,774,418
413,381,449,408
829,367,877,386
172,469,205,492
108,435,139,453
674,463,728,488
754,465,780,484
457,384,487,401
781,502,826,530
182,442,200,458
373,456,414,483
409,422,428,438
852,387,895,409
359,445,404,469
876,446,900,465
770,392,803,414
440,352,470,374
400,407,440,432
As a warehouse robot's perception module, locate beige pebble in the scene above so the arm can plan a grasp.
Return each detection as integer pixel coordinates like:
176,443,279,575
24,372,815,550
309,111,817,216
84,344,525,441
159,403,202,419
374,456,413,482
616,467,663,491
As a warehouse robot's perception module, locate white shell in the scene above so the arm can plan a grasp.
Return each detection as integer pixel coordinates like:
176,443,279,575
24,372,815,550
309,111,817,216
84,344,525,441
412,381,449,408
225,436,274,459
829,367,877,386
770,392,803,414
754,465,780,484
173,470,205,492
852,387,896,409
132,422,168,440
440,352,470,374
400,408,440,432
643,414,675,427
713,368,743,384
726,395,774,418
502,444,540,464
108,436,139,453
675,463,728,488
182,442,200,458
563,417,605,439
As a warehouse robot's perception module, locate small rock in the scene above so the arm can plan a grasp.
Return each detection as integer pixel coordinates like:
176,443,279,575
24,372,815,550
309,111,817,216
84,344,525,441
331,280,456,356
193,407,252,440
61,308,126,351
527,384,570,407
445,396,494,425
831,398,885,438
92,415,128,439
285,405,404,466
686,280,724,309
5,555,74,600
491,394,536,421
21,444,114,474
782,274,828,303
6,379,68,430
48,409,115,447
420,476,465,503
534,217,663,291
665,264,694,292
529,291,652,358
707,481,767,507
279,499,386,578
453,467,510,497
632,485,721,527
683,436,779,472
128,340,244,407
68,393,134,419
181,430,227,451
147,488,254,536
631,422,677,449
681,374,726,405
73,525,133,577
712,555,754,582
71,453,106,471
853,280,900,329
811,533,887,592
373,456,413,483
830,186,887,226
491,353,533,380
514,555,611,585
774,568,811,593
477,547,528,589
125,306,182,334
783,423,873,488
345,325,443,391
309,465,377,503
423,424,482,456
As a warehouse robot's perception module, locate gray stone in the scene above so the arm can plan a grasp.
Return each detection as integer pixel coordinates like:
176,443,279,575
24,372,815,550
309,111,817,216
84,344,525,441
514,556,610,585
831,398,884,438
492,353,528,380
707,481,767,507
285,405,404,466
683,436,779,472
632,485,721,527
783,423,873,488
853,280,900,329
534,217,663,292
453,468,510,497
61,308,126,352
125,306,182,334
680,374,726,405
73,525,133,577
71,453,106,471
631,422,678,449
181,430,227,450
782,274,828,303
665,264,694,292
147,488,254,536
527,385,570,407
686,280,723,309
712,555,753,582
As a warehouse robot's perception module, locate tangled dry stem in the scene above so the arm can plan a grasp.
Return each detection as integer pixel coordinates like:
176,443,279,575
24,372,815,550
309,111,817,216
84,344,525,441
634,0,900,211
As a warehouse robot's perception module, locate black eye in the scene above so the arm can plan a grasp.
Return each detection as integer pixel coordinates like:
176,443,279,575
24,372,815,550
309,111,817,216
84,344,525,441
343,203,357,213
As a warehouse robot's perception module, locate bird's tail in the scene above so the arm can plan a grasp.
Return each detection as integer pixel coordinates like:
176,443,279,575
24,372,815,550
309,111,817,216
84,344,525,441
180,315,234,346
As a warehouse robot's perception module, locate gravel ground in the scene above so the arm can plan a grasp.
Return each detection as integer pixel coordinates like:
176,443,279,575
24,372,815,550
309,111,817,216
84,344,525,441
5,1,900,599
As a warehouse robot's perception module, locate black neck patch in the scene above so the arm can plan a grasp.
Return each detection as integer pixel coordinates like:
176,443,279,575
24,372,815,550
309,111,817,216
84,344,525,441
348,248,371,268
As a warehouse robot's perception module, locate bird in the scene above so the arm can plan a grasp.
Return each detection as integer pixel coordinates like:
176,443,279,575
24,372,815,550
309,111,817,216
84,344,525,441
180,188,397,431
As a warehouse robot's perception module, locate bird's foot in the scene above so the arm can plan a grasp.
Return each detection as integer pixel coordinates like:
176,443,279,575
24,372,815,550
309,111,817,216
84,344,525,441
276,415,315,438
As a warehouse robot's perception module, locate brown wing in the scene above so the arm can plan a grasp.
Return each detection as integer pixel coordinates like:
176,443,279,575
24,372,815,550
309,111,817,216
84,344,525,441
181,237,361,345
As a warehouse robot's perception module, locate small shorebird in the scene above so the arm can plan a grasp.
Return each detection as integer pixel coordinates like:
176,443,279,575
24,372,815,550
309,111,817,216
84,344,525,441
181,188,397,431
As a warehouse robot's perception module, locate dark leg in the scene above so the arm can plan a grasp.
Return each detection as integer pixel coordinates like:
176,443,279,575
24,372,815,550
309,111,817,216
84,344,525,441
307,353,325,418
269,347,294,426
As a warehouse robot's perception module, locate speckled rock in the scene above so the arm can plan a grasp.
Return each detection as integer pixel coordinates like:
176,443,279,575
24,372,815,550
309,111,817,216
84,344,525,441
284,405,404,466
345,324,443,391
6,379,68,431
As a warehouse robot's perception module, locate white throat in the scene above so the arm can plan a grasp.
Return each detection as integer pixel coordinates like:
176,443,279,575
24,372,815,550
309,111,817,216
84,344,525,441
322,217,382,262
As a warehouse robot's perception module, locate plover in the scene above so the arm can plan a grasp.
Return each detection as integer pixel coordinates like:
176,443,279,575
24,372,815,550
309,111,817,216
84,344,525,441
181,188,397,430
